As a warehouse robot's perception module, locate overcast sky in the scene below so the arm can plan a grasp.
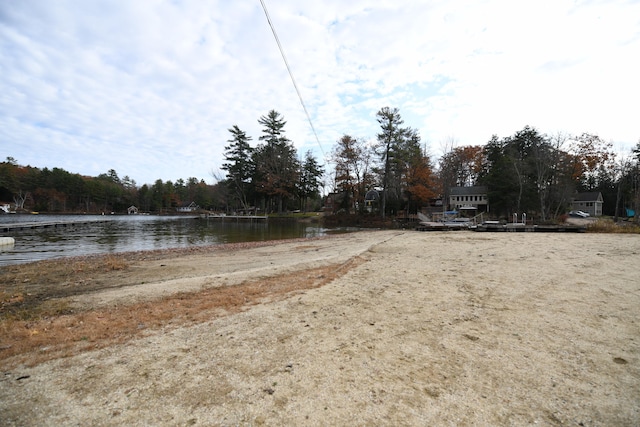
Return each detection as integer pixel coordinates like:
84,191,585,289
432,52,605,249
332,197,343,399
2,0,638,186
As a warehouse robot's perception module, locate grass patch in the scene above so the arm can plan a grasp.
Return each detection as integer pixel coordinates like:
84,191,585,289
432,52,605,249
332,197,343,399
587,218,640,234
0,255,130,321
0,257,365,368
103,254,129,270
0,294,74,322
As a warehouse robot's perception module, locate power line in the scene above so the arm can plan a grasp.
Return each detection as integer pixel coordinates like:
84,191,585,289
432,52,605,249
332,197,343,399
259,0,325,157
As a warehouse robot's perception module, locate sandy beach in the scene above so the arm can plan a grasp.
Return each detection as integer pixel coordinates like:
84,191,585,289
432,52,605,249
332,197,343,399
1,230,639,426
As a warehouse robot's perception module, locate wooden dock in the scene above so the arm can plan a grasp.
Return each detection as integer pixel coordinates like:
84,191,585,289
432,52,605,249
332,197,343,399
415,221,468,231
200,214,268,223
471,223,586,232
0,219,111,232
415,221,586,233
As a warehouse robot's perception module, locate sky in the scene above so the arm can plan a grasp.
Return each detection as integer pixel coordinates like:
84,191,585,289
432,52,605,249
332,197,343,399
1,0,639,187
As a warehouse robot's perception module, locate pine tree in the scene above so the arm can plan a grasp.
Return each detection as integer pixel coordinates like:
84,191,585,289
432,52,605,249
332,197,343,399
253,110,300,213
375,107,405,217
299,150,324,212
221,125,254,210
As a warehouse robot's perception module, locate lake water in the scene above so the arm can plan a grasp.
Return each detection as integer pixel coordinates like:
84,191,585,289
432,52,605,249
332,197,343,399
0,215,338,267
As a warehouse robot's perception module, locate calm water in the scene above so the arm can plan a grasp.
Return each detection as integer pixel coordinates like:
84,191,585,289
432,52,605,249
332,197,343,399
0,215,337,267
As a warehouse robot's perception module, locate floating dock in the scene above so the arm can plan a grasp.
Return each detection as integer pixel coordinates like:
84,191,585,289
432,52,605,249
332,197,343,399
200,215,268,223
0,219,111,233
415,221,469,231
471,223,586,232
415,221,586,233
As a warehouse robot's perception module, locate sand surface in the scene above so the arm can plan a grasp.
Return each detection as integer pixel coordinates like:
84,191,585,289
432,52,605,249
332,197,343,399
1,230,639,426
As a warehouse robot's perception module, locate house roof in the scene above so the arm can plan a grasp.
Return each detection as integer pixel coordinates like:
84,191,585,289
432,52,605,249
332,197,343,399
575,192,603,202
450,186,487,196
179,201,198,208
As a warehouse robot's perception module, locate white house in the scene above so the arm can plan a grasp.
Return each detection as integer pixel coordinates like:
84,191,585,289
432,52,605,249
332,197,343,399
176,201,199,213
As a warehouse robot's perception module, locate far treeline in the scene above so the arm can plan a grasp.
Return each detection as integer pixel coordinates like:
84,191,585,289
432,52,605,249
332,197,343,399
1,107,639,221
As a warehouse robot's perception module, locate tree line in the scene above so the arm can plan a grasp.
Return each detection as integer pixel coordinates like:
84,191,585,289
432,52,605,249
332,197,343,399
329,107,436,217
221,107,435,217
326,108,639,221
440,128,640,221
2,106,639,221
221,110,324,214
0,109,326,215
0,160,221,214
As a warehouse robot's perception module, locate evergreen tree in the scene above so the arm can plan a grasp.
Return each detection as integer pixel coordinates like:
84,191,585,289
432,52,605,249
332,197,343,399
221,125,254,210
253,110,300,213
479,127,580,220
374,108,433,216
375,107,407,217
299,150,324,212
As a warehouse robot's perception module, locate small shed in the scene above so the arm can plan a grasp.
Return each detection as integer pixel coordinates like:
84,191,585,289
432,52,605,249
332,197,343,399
127,205,139,215
572,192,603,216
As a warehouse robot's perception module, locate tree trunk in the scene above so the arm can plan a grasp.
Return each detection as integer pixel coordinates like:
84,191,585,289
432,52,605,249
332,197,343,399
614,179,623,222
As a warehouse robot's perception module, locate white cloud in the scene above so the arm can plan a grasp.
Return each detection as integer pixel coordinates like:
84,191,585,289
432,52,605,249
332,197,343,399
1,0,638,186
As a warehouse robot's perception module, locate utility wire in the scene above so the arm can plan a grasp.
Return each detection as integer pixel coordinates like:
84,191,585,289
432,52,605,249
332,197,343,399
259,0,325,157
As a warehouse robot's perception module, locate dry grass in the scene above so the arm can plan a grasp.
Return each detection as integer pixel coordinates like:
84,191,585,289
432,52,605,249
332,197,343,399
0,255,130,322
587,218,640,233
0,257,365,369
103,254,129,270
0,238,324,323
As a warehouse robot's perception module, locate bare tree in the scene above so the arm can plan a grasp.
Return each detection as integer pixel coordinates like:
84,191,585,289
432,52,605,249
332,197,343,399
13,190,31,210
331,135,374,214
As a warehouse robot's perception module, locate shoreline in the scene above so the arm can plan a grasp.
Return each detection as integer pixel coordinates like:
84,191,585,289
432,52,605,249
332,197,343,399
1,230,639,425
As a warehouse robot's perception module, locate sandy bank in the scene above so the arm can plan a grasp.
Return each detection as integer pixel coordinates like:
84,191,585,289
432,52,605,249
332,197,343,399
1,230,639,426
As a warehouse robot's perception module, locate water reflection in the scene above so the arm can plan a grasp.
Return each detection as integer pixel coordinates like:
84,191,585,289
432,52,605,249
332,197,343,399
0,215,333,266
